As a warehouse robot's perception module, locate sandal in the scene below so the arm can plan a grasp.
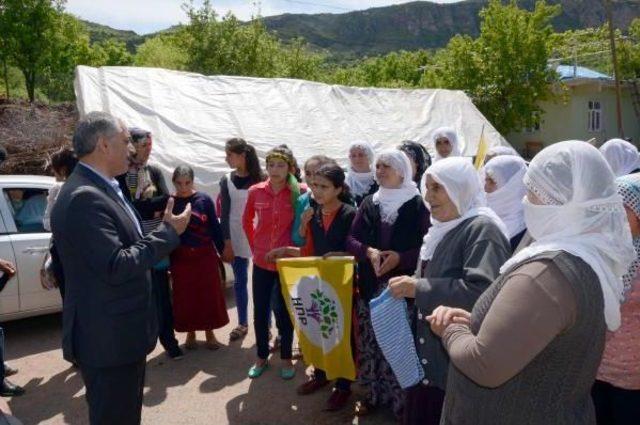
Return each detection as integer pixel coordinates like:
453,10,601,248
229,325,248,342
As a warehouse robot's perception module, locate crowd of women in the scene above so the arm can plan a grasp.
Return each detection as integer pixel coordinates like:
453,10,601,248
45,128,640,425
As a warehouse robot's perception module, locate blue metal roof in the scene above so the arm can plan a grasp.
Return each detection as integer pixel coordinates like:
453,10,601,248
556,65,612,81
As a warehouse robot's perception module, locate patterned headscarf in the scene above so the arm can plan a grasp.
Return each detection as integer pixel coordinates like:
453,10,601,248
399,140,431,188
616,174,640,296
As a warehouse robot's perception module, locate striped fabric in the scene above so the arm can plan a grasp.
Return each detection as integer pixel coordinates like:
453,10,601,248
369,288,424,389
126,168,162,235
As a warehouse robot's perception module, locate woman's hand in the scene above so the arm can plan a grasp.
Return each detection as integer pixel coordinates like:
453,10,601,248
377,250,400,276
298,208,314,237
366,247,382,275
388,275,417,299
222,240,235,263
265,246,301,263
427,306,471,337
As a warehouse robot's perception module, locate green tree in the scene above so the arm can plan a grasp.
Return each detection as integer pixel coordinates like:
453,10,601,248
39,12,94,101
0,0,64,102
135,34,188,70
181,1,280,77
90,39,134,67
277,37,324,80
423,0,560,134
322,50,431,88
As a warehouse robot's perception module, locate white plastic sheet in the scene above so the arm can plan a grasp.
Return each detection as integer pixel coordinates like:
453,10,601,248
74,65,510,196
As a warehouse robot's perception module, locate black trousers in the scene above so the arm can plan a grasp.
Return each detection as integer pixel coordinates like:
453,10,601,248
80,359,146,425
592,379,640,425
151,268,179,352
252,265,293,360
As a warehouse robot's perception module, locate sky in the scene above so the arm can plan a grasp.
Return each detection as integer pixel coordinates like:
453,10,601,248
66,0,463,35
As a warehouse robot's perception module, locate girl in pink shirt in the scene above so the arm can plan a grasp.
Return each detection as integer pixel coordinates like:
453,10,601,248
243,145,305,380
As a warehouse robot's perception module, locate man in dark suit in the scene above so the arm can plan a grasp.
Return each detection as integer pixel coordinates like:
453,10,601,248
51,111,191,425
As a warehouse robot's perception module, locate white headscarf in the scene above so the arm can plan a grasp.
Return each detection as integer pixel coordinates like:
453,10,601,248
599,138,640,177
346,141,376,197
500,140,636,331
420,157,508,261
616,174,640,298
372,149,420,224
487,145,518,158
485,156,528,238
431,127,461,162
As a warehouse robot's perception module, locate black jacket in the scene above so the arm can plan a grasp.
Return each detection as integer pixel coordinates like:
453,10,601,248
51,164,180,367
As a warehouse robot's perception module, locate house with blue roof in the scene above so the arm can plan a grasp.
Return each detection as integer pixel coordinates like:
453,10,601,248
507,65,640,158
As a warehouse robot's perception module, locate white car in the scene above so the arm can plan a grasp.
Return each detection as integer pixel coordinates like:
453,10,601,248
0,175,233,323
0,175,58,322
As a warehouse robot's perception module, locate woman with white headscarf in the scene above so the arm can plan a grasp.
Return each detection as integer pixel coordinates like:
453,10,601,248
345,141,378,206
426,141,635,425
346,149,430,419
484,155,528,250
387,157,511,425
483,145,519,165
431,127,462,162
593,174,640,425
600,138,640,177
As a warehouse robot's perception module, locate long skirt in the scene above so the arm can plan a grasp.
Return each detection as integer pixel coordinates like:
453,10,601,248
170,245,229,332
356,296,405,418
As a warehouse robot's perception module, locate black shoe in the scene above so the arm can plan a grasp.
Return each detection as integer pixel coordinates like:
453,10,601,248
3,363,17,377
0,379,25,397
167,346,185,360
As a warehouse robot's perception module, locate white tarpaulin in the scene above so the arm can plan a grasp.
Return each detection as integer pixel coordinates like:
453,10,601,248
74,65,510,196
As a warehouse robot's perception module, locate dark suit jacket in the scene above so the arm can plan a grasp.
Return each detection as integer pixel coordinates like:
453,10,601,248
51,164,180,368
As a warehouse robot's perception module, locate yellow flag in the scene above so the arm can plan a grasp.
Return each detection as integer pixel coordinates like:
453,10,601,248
474,126,488,170
277,257,356,381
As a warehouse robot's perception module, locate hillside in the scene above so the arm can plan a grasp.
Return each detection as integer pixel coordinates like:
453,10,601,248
261,0,640,58
81,0,640,58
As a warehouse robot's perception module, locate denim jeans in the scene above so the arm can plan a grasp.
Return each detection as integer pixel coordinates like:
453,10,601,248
252,265,292,360
232,257,249,326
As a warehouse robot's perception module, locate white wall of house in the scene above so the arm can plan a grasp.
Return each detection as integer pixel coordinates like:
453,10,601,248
507,81,640,158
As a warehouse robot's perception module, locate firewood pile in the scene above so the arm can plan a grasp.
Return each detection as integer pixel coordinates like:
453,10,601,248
0,98,77,175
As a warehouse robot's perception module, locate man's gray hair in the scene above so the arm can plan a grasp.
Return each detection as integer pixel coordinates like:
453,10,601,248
73,112,124,158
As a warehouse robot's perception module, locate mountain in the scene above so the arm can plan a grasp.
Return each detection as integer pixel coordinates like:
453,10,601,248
81,0,640,58
81,21,146,52
261,0,640,59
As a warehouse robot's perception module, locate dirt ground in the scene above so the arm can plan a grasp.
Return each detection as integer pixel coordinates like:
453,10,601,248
1,288,397,425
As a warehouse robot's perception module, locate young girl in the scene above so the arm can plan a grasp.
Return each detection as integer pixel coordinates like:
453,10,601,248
243,145,306,380
294,163,357,411
291,155,337,247
219,138,266,342
170,165,229,350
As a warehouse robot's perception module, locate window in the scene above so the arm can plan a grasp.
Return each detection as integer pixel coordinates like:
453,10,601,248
588,100,602,132
524,111,542,133
3,188,48,233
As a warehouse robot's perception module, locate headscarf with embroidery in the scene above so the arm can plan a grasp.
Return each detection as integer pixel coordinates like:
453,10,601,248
616,174,640,297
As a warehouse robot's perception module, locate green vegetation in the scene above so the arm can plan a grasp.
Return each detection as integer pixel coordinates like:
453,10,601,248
0,0,638,134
